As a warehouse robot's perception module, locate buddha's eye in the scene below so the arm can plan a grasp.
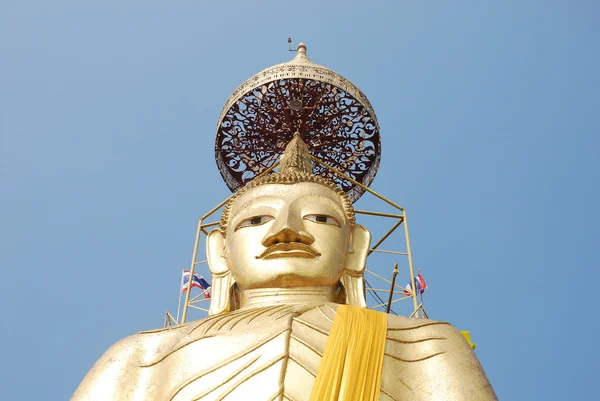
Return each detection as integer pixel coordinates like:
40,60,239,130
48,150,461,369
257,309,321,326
235,215,273,231
304,214,340,227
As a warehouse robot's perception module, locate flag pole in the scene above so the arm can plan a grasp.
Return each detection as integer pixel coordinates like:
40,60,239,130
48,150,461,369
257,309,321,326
176,290,182,324
176,269,185,323
386,263,399,314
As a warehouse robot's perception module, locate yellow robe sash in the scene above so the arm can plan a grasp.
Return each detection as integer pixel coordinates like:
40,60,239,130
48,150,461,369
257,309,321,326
309,305,388,401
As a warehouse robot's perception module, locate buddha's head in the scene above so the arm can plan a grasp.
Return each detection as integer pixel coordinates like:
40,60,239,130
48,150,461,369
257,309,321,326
206,133,371,314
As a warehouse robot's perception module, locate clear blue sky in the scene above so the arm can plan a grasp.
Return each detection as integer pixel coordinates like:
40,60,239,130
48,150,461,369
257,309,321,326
1,1,598,400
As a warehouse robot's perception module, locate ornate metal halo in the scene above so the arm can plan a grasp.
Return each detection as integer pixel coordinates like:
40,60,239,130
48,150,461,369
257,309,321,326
215,44,381,203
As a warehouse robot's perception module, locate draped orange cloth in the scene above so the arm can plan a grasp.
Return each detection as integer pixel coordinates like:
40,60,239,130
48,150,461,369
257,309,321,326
309,305,388,401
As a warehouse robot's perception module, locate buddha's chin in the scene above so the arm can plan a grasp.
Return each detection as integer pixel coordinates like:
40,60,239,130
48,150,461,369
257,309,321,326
234,266,343,290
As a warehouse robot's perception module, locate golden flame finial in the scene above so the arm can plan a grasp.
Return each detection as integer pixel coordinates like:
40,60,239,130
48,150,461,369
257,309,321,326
279,131,314,175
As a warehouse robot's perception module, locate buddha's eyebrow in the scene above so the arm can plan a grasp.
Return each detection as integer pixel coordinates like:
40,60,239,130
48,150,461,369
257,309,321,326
296,194,345,218
231,196,282,221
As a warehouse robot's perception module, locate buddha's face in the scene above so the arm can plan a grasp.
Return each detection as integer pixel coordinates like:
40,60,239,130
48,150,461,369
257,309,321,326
224,182,351,290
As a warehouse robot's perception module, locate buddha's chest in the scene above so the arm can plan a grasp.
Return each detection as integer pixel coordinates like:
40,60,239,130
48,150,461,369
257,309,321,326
149,305,331,401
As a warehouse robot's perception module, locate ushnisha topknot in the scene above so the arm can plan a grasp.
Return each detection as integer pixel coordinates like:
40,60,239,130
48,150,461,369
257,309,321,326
219,132,356,234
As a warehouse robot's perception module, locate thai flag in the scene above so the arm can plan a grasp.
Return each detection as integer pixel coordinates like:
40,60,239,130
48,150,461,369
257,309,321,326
181,270,211,298
404,271,428,296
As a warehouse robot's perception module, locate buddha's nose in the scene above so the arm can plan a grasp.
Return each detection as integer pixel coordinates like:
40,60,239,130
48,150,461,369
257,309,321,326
262,213,314,247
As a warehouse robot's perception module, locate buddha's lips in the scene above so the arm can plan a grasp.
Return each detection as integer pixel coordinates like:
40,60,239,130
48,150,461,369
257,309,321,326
256,243,321,259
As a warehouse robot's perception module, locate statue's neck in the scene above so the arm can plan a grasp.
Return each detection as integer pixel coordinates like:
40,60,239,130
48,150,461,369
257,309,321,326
240,286,335,309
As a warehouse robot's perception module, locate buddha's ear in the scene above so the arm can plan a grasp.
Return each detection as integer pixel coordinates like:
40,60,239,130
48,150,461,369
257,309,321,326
206,229,235,315
341,224,371,307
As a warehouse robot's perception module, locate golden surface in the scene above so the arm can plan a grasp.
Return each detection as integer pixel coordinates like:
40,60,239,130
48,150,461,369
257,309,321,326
72,136,497,400
72,304,496,400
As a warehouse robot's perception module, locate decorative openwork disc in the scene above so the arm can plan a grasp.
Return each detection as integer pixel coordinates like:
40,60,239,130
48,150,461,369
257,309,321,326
215,43,381,202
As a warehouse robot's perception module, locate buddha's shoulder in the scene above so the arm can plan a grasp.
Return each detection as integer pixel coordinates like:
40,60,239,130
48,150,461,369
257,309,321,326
385,313,469,346
94,321,195,366
383,314,497,399
387,313,455,332
100,304,313,364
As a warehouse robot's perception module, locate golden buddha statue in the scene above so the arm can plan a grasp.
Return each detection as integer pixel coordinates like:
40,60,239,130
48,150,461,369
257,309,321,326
72,133,497,401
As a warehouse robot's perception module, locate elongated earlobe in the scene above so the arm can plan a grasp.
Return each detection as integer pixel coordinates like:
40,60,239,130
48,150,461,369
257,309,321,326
342,224,371,307
206,229,236,315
